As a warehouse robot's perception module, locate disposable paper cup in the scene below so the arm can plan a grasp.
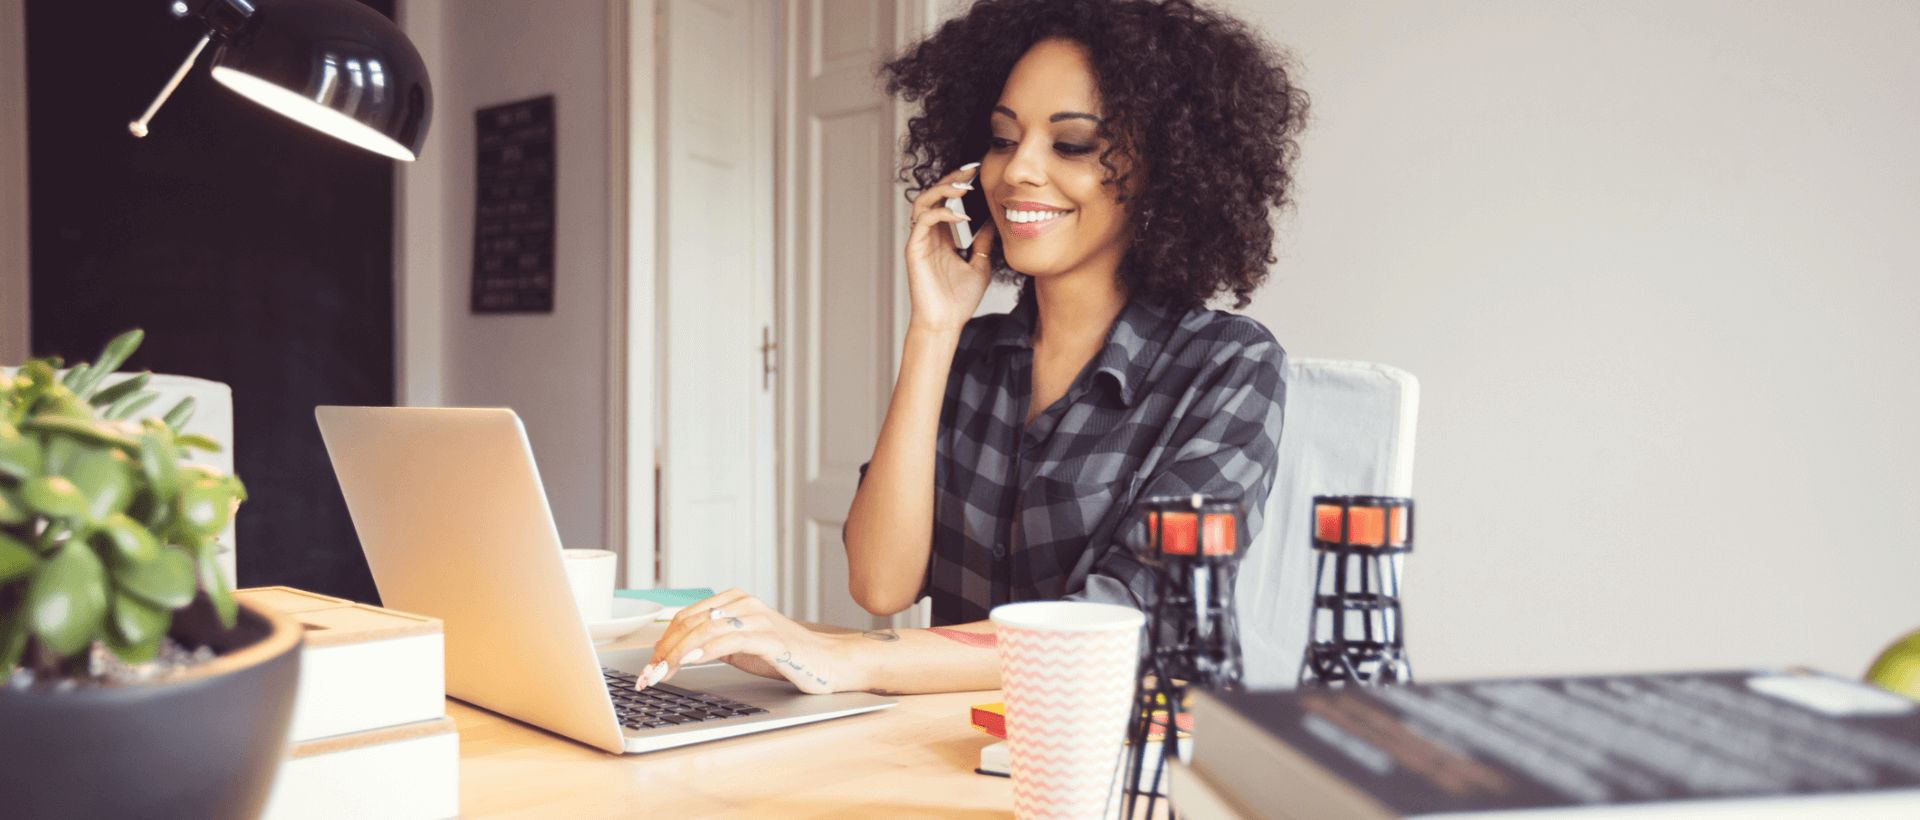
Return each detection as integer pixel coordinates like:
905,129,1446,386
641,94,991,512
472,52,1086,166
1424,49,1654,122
561,548,616,623
992,601,1146,820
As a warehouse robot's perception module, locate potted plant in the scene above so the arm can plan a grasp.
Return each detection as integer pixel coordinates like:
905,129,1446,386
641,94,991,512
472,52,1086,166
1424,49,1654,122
0,330,303,820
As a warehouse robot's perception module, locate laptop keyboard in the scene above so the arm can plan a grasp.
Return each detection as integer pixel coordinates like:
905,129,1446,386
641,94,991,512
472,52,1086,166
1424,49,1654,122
602,668,770,731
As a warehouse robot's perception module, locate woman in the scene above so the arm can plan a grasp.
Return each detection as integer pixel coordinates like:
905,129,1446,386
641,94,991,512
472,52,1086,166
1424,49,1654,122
642,0,1307,695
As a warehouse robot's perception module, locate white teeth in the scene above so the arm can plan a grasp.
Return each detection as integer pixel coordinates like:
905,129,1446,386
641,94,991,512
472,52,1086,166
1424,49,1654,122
1006,208,1067,224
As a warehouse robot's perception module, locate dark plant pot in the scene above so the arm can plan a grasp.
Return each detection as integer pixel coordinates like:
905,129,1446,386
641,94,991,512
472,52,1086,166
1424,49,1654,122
0,596,304,820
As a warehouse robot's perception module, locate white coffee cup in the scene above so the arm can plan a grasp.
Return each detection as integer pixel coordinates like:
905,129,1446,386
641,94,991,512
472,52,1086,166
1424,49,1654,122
561,548,617,623
992,601,1146,820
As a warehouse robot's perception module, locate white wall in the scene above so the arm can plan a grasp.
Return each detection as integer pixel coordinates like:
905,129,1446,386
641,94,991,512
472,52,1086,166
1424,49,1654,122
1232,0,1920,681
401,0,615,555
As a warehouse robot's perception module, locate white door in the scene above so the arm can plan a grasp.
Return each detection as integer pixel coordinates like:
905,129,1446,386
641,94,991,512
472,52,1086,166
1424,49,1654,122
779,0,941,630
659,0,779,601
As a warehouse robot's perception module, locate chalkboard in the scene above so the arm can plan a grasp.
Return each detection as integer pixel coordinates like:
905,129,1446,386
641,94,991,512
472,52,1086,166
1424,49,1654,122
25,0,395,604
471,96,557,313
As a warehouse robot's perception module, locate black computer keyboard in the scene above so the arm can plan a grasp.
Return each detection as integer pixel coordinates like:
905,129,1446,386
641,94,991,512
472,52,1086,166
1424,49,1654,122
601,668,770,731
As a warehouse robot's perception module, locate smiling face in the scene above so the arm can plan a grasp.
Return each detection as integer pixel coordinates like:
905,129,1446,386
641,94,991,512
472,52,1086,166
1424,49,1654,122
980,38,1132,284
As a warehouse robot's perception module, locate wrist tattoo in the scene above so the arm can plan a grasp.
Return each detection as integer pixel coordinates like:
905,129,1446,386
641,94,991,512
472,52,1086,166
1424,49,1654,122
774,651,829,687
862,629,901,642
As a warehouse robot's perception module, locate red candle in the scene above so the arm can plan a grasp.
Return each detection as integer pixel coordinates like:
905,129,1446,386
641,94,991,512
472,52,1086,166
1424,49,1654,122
1202,512,1236,555
1315,504,1407,547
1155,511,1198,555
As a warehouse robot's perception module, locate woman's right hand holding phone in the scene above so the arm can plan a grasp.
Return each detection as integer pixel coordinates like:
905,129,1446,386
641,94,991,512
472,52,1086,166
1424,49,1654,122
904,163,996,337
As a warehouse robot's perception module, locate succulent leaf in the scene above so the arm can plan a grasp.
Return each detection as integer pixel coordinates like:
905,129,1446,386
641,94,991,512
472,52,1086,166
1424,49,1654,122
0,607,25,674
23,414,140,452
161,396,197,432
175,434,222,453
113,544,196,610
0,423,42,479
177,468,235,537
197,550,237,629
71,329,143,398
104,390,159,422
90,372,151,407
21,475,88,519
0,531,38,583
93,513,160,563
26,540,108,658
0,484,28,525
108,590,169,651
65,447,136,523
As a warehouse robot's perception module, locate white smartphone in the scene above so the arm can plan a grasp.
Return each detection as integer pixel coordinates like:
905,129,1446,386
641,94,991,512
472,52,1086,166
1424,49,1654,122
946,194,975,251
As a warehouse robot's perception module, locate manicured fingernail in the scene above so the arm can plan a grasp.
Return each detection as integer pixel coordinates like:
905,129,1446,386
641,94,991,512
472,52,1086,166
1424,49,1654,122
959,162,980,171
640,662,666,687
680,648,704,665
953,182,973,190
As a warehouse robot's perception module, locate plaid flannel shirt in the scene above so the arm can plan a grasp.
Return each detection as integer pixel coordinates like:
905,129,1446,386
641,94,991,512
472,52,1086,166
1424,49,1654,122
881,279,1286,626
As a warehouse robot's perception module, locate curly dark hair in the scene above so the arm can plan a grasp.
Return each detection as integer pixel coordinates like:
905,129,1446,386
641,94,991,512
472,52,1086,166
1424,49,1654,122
881,0,1309,311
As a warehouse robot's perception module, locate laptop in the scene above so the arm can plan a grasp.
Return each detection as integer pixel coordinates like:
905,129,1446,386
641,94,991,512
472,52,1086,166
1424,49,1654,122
314,405,896,754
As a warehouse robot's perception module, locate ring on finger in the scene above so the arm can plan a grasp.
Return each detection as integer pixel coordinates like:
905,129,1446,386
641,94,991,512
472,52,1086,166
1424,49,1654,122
708,608,729,621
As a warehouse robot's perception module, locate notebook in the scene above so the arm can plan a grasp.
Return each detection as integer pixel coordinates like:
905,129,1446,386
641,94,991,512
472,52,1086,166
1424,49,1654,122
314,405,896,754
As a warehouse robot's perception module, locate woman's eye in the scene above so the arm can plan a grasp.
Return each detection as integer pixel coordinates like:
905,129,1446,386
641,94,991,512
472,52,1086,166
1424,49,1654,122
1055,142,1097,156
987,137,1017,151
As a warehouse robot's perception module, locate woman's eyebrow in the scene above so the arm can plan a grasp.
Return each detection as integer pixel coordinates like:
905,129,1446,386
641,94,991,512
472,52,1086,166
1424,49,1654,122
991,106,1103,126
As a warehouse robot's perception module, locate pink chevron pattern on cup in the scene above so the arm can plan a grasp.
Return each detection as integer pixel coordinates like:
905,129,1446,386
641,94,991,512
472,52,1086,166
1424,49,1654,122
993,602,1145,820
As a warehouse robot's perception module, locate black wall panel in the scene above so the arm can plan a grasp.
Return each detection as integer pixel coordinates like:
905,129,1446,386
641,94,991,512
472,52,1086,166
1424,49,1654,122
26,0,398,603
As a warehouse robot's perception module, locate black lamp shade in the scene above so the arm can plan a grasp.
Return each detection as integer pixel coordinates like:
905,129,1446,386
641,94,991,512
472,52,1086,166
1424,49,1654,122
207,0,431,161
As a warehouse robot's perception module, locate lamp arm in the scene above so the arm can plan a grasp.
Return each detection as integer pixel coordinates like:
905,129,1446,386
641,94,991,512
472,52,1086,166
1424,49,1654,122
128,33,213,138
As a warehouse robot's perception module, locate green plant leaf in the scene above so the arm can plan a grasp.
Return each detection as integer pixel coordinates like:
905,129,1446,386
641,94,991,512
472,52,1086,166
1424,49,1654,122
0,422,41,479
0,530,38,583
104,391,159,422
176,468,235,537
25,539,108,658
64,447,136,523
59,362,91,391
70,330,143,399
90,372,150,408
0,484,28,525
24,414,140,453
0,606,26,674
112,544,196,610
21,475,88,519
198,550,236,629
161,396,197,432
107,590,169,651
175,434,221,453
92,513,159,564
137,429,181,500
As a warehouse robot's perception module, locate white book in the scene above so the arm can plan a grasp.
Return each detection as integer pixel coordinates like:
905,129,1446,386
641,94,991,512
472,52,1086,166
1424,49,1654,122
260,716,460,820
236,587,446,741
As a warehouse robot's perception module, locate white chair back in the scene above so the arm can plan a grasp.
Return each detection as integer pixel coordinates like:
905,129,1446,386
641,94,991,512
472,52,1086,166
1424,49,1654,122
1237,358,1419,690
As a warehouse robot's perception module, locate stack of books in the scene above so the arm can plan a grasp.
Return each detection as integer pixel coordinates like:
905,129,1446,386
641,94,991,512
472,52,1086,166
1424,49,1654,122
237,587,457,820
1171,668,1920,819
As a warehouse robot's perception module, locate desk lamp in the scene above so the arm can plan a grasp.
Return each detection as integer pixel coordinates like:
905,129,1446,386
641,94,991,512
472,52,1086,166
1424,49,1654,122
128,0,433,161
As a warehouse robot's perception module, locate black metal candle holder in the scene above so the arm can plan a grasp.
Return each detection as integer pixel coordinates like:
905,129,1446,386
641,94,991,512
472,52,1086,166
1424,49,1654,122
1121,494,1245,817
1299,495,1415,688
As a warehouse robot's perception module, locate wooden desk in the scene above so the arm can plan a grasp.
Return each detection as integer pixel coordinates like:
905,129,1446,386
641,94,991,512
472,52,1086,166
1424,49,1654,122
450,687,1013,819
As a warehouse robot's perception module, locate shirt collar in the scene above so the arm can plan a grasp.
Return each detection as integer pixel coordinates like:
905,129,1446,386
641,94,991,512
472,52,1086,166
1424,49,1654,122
993,277,1178,408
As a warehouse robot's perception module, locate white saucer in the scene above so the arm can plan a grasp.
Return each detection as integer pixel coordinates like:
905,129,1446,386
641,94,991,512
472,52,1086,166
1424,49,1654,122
588,597,664,644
